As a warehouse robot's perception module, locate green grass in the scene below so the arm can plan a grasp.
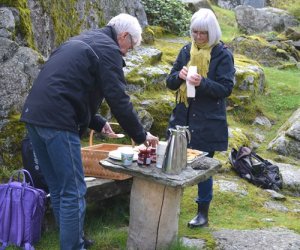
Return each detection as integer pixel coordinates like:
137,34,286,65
254,67,300,148
257,67,300,119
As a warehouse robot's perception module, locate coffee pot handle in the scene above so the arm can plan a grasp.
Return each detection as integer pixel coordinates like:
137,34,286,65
186,129,191,143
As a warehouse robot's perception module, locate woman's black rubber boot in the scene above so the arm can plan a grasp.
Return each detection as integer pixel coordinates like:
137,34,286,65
188,202,210,228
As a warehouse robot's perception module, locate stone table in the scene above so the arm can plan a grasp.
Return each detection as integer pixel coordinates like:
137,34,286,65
100,157,221,250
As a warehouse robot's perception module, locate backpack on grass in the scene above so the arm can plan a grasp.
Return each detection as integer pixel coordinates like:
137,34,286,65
229,146,283,191
0,169,47,250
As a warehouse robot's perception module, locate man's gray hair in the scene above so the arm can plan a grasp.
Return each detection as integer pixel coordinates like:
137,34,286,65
190,8,221,47
108,13,142,48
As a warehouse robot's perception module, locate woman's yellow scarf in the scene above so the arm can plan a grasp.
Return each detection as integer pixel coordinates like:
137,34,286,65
177,41,212,107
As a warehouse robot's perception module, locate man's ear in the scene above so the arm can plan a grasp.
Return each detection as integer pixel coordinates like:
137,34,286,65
121,32,129,39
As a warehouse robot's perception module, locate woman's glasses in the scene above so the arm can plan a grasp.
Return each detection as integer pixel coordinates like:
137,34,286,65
192,30,208,37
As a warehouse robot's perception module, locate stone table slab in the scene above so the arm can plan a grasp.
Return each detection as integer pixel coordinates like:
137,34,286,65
100,156,221,187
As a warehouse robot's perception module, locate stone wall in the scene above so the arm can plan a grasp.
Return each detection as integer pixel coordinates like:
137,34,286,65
4,0,147,58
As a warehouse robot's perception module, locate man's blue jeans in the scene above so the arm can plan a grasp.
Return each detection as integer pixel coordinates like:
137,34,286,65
196,151,214,203
26,124,86,250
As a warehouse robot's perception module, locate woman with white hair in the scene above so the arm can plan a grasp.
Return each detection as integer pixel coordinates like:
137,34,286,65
21,13,158,249
166,8,235,228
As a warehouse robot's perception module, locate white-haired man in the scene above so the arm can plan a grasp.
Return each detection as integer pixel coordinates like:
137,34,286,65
21,13,158,249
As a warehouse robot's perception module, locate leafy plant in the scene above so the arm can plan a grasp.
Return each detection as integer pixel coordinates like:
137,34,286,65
141,0,192,35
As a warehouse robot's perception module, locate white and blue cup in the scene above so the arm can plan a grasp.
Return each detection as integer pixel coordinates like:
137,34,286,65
120,147,134,167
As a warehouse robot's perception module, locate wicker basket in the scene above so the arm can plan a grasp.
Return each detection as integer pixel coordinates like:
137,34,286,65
81,130,132,180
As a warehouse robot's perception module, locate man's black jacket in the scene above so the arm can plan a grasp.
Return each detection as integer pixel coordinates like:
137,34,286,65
21,26,146,144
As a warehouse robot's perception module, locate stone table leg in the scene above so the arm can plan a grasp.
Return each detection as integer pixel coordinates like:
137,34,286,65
127,177,183,250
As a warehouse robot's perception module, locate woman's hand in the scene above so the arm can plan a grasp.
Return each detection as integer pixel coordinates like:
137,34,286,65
187,72,202,87
179,66,188,80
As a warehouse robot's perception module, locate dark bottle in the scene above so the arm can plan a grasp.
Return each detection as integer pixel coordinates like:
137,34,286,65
137,149,146,166
150,147,156,163
145,148,151,166
137,148,151,166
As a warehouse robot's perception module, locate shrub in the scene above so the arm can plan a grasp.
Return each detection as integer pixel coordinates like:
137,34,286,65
141,0,192,35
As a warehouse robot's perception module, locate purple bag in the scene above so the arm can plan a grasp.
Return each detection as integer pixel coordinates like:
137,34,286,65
0,169,46,250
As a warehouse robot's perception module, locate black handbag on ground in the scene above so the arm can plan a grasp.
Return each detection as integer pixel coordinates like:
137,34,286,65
229,146,283,191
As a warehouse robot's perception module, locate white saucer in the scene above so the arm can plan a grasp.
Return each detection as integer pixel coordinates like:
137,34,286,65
84,177,96,182
108,150,138,161
107,133,125,138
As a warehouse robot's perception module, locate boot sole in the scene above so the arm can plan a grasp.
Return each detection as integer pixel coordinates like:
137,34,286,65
187,222,209,228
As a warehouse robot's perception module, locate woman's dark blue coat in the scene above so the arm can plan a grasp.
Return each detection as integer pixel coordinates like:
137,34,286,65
166,42,235,152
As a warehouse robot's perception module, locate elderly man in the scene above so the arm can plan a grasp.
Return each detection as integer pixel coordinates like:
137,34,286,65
21,13,158,250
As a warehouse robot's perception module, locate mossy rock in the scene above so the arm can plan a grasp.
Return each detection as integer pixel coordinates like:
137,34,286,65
229,54,265,110
0,114,26,179
229,35,298,67
227,95,252,109
228,127,251,150
124,47,169,92
285,27,300,41
234,63,265,95
142,26,155,45
148,26,166,38
143,98,174,138
1,0,36,49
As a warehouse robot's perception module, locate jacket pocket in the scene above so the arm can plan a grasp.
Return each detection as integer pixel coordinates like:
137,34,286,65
202,114,228,142
204,112,226,120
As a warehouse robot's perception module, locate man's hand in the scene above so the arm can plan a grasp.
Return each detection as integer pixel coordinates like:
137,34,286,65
101,122,125,138
144,132,159,147
101,122,113,134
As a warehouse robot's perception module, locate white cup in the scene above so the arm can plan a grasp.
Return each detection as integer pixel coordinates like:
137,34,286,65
156,141,168,168
186,66,197,98
119,147,134,167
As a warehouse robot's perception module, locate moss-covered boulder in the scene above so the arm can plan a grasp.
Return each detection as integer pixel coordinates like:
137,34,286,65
0,32,42,176
234,64,265,94
0,115,26,179
228,127,251,150
124,46,170,92
268,108,300,159
234,5,299,34
1,0,147,58
142,26,155,45
140,97,174,138
229,35,299,68
180,0,213,13
226,55,265,109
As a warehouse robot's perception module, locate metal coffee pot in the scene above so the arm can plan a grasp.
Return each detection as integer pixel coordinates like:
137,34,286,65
162,125,191,174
